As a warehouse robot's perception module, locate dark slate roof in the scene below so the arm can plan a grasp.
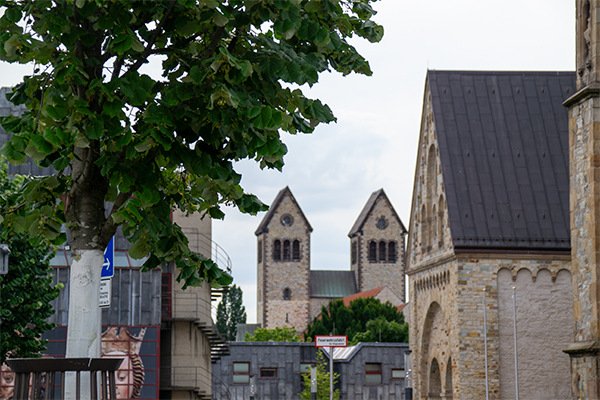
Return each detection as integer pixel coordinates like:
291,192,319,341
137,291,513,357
348,189,407,237
255,186,313,235
428,70,574,251
310,270,357,298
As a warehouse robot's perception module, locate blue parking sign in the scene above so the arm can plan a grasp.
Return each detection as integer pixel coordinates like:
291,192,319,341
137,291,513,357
102,237,114,278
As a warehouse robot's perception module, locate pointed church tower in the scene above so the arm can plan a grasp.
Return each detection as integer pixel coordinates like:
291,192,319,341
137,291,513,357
348,189,407,299
564,1,600,396
255,187,312,332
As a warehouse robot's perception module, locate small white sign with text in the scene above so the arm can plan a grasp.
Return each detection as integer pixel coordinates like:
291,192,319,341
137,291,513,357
99,278,112,308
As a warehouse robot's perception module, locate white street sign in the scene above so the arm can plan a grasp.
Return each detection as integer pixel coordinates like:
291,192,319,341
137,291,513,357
315,335,347,347
99,278,112,308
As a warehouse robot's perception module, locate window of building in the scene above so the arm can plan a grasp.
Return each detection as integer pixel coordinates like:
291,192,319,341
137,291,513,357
281,214,293,227
233,362,250,384
260,368,277,378
161,273,172,319
283,240,291,260
283,288,291,300
388,241,397,263
378,240,386,262
369,241,377,263
258,240,262,263
365,363,382,385
351,241,357,265
273,240,281,261
292,240,300,260
392,369,405,379
300,363,315,374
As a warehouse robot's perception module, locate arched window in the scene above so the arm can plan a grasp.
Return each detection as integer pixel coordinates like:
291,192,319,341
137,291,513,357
379,241,387,262
273,240,281,261
369,241,377,263
388,241,397,263
283,288,291,300
257,240,262,263
283,240,291,260
292,240,300,260
439,195,445,248
351,241,357,265
421,205,428,249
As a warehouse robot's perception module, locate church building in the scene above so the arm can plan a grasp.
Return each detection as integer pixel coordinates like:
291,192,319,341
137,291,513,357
255,187,407,331
406,70,575,399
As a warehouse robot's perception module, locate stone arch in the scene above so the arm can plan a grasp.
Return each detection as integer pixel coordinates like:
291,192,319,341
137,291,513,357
421,301,446,397
429,358,442,398
445,356,453,398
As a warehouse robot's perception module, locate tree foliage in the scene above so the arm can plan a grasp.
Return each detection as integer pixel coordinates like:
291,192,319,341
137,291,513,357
304,297,407,343
216,283,246,341
0,161,60,364
244,325,301,342
0,0,384,289
299,349,339,400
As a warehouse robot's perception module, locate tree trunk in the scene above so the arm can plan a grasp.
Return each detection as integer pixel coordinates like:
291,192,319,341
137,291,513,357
64,249,104,400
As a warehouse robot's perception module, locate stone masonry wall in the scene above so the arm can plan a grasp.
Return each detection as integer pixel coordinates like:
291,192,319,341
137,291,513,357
259,193,311,332
410,256,572,400
568,92,600,398
497,267,573,399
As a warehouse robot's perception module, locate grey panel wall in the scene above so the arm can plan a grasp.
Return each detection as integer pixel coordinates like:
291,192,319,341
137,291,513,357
212,342,409,400
48,267,161,326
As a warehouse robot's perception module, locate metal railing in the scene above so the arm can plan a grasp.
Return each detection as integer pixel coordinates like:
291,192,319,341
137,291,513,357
160,365,231,400
181,229,232,275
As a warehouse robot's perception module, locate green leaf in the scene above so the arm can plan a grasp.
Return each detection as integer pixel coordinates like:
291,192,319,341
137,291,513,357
213,13,229,27
128,238,149,259
46,105,66,120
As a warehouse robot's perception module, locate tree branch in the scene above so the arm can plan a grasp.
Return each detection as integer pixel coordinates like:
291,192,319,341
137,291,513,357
127,0,176,73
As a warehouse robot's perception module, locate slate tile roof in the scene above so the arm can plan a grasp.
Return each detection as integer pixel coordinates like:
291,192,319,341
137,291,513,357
310,270,357,298
428,71,575,251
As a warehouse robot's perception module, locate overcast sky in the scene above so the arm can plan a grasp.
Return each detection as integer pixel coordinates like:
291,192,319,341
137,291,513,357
0,1,576,324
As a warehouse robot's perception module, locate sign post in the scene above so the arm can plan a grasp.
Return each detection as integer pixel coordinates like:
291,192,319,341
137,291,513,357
100,237,114,308
315,336,347,400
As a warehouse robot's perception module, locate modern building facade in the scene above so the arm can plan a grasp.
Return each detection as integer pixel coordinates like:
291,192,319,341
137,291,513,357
212,341,410,400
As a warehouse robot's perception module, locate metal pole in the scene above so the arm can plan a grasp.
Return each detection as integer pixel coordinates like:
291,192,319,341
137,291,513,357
311,364,317,400
330,345,334,400
512,287,519,400
483,288,489,400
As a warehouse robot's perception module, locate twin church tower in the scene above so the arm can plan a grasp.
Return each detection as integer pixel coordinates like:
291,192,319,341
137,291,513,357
255,187,407,331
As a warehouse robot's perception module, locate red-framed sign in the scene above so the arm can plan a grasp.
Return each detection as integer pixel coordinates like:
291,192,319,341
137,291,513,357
315,335,348,347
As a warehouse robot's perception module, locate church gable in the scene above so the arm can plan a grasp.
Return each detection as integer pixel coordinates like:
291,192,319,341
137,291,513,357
255,186,312,236
407,83,452,269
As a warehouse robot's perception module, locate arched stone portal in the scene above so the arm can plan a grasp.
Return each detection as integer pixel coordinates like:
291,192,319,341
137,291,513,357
445,357,453,399
429,358,442,399
420,302,447,399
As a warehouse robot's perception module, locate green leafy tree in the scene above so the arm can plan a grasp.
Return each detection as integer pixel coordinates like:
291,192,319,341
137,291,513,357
216,284,246,341
0,161,61,364
244,326,302,342
304,297,407,343
0,0,383,358
350,316,408,344
299,349,339,400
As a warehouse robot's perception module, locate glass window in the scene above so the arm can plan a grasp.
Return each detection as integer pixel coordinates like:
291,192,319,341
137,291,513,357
233,362,250,384
273,240,281,261
292,240,300,260
283,288,291,300
392,369,405,379
369,241,377,263
388,241,397,263
300,363,314,374
365,363,382,385
283,240,291,260
378,241,386,262
260,368,277,378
